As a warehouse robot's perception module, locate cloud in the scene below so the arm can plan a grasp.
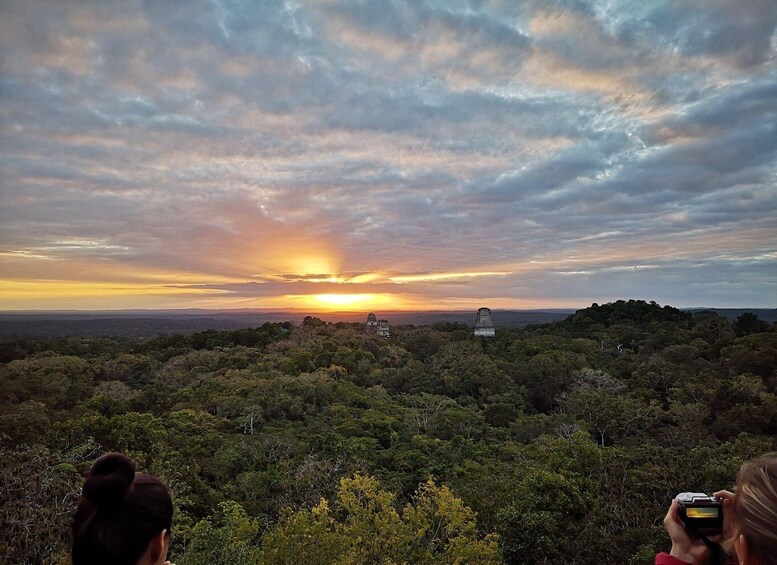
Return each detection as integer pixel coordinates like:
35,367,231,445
610,0,777,69
0,0,775,309
321,0,531,87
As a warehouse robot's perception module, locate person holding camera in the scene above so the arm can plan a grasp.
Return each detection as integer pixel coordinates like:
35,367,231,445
657,454,777,565
72,452,175,565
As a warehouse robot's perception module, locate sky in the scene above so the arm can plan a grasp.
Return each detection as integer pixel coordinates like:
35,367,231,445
1,0,776,312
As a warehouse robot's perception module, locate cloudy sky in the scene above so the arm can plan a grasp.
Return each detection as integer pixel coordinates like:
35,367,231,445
1,0,776,311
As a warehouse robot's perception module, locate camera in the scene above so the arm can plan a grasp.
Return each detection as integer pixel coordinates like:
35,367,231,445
676,492,723,536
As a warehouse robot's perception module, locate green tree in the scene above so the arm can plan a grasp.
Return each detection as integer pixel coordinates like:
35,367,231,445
0,441,99,565
558,370,658,446
497,469,586,565
733,312,769,337
177,501,263,565
260,474,501,564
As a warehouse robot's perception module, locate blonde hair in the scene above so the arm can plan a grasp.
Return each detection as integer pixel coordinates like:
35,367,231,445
725,454,777,564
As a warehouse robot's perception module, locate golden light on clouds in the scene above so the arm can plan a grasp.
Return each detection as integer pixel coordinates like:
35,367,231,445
0,279,229,310
345,272,385,284
388,271,510,284
0,280,226,298
288,256,337,276
258,244,342,279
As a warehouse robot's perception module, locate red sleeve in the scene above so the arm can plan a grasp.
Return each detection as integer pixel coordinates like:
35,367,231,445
655,553,692,565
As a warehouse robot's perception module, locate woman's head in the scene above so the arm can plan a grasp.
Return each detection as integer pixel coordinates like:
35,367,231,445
727,454,777,565
72,453,173,565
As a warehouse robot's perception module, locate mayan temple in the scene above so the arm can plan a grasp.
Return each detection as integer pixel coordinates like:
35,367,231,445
365,312,378,333
376,319,390,338
473,307,496,337
366,312,390,337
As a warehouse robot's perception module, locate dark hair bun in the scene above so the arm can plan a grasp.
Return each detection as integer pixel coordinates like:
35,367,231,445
82,452,135,510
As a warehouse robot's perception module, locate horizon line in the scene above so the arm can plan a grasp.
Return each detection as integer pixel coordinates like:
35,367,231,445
0,304,774,316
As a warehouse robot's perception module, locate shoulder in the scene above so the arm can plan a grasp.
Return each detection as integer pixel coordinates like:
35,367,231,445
655,553,692,565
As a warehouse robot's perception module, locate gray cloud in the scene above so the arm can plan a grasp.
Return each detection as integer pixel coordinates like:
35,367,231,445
622,0,777,69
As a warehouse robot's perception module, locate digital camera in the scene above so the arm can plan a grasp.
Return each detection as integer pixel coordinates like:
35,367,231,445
676,492,723,536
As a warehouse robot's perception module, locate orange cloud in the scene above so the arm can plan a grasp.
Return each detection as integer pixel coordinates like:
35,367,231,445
388,271,511,284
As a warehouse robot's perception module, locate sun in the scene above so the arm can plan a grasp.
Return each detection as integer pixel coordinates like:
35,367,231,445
312,294,382,309
269,293,405,311
311,294,356,306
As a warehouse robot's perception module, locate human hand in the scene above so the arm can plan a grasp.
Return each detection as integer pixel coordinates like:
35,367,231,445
663,498,712,564
713,489,736,541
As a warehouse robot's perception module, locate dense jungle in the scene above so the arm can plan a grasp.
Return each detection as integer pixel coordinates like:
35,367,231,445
1,300,776,565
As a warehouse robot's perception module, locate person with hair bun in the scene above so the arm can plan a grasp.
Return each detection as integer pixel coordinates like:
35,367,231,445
72,453,174,565
657,454,777,565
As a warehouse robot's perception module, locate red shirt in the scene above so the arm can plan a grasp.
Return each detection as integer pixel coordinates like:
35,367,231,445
656,553,691,565
655,552,737,565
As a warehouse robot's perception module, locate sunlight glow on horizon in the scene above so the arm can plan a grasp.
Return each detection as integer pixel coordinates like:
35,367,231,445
0,279,229,299
284,293,412,312
0,268,529,311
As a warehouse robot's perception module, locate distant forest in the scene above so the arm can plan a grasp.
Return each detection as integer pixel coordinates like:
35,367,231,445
1,300,776,564
2,307,775,338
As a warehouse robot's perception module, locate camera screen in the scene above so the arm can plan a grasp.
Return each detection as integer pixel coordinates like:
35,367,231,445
686,507,720,518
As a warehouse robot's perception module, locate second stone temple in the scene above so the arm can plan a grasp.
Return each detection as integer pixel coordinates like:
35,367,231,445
473,307,495,337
